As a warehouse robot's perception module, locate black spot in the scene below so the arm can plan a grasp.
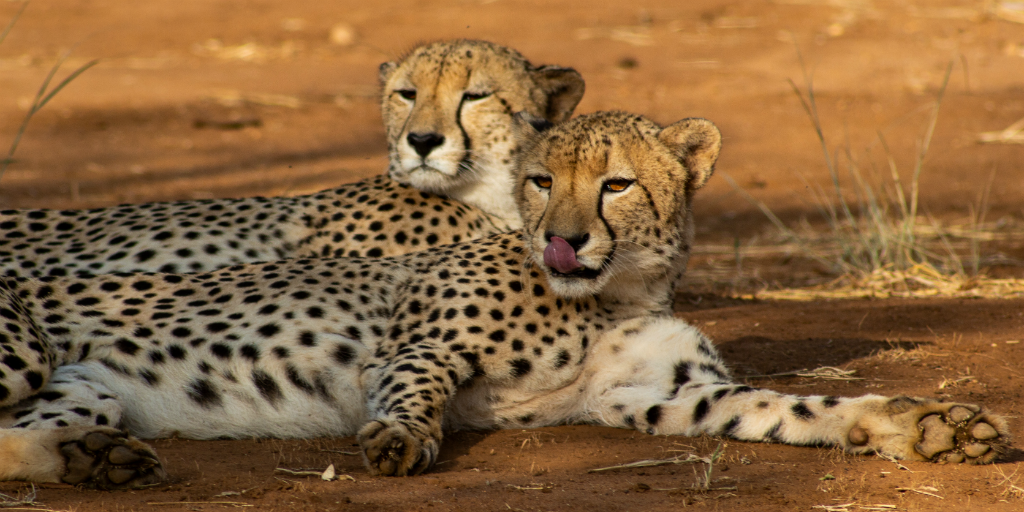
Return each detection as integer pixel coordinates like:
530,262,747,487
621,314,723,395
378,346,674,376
168,345,187,359
258,324,280,337
721,416,741,437
673,361,691,386
763,421,783,442
95,414,110,425
791,402,815,420
2,355,27,370
252,369,282,403
645,405,662,426
822,396,840,408
510,359,531,378
210,343,232,359
115,338,140,355
25,371,44,390
299,331,317,346
186,379,222,407
334,344,356,365
693,398,710,424
240,344,260,361
139,368,159,386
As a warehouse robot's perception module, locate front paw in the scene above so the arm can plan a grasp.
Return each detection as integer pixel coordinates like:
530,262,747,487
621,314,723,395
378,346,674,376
357,420,439,476
59,429,167,489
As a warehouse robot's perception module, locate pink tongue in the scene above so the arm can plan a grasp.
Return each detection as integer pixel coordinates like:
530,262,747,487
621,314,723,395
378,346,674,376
543,236,582,273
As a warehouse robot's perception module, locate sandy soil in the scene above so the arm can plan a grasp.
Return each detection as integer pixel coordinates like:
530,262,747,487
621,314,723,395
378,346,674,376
1,0,1023,510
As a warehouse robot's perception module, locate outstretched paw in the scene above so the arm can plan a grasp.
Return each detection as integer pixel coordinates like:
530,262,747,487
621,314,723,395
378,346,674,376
913,404,1009,464
850,397,1011,464
59,429,167,489
357,420,438,476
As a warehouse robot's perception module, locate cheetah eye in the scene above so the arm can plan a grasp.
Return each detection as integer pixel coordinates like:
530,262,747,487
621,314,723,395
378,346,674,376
397,89,417,101
603,178,633,193
530,176,552,189
463,91,491,101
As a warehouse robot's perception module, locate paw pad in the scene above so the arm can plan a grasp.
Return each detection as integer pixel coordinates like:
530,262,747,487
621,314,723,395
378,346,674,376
60,431,167,489
914,406,1009,465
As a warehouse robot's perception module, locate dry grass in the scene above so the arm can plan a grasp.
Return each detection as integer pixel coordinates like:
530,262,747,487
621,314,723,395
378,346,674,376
725,52,1024,300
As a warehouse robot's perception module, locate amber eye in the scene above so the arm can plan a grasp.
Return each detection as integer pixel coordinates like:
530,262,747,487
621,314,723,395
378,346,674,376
397,89,416,101
463,91,491,101
531,176,552,189
603,178,633,192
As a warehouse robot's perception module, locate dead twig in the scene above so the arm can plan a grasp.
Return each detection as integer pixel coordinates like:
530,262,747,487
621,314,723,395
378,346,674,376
587,453,704,473
896,485,943,499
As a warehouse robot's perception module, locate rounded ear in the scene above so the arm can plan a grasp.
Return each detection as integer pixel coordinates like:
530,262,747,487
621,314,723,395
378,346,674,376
511,111,551,144
378,61,398,85
529,66,585,123
657,118,722,191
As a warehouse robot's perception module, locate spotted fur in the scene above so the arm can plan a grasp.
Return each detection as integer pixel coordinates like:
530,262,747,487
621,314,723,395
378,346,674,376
0,111,1008,488
0,40,584,279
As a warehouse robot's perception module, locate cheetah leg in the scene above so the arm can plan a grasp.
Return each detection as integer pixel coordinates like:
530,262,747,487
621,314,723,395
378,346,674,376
0,367,166,488
358,354,452,476
576,317,1011,463
624,388,1010,464
0,279,60,407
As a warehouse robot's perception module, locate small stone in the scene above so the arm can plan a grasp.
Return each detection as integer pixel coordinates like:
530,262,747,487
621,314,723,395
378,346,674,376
847,426,869,446
948,406,974,423
963,443,990,458
971,423,999,440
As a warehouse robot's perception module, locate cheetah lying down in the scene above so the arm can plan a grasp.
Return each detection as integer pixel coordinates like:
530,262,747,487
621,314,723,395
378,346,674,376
0,40,584,278
0,111,1009,488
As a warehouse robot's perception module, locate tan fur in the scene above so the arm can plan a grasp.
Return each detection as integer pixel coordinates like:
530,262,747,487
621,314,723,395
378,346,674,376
381,40,584,226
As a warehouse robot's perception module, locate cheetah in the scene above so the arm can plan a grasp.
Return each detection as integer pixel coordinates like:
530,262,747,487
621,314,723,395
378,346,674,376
0,40,584,279
0,111,1008,488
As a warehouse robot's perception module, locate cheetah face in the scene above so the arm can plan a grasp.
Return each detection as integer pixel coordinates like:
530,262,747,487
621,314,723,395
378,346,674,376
379,40,584,222
513,111,722,299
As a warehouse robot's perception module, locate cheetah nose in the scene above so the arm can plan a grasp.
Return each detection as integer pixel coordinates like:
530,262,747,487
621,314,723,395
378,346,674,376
407,132,445,158
543,236,582,273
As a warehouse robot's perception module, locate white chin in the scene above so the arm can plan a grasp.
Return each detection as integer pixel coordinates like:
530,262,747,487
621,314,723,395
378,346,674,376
400,164,462,193
546,274,605,299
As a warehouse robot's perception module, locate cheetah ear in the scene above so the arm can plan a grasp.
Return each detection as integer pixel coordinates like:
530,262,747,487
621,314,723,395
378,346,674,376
511,111,553,141
657,118,722,191
529,66,585,124
378,61,398,85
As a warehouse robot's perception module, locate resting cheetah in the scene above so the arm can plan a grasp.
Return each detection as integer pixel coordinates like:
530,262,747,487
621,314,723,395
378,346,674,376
0,39,584,279
0,111,1008,488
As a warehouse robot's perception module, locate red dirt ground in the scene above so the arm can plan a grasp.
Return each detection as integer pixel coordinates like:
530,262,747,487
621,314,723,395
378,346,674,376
1,1,1023,510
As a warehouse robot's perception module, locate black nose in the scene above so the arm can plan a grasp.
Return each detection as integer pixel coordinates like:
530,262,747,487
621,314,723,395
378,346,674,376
406,132,445,158
544,232,589,251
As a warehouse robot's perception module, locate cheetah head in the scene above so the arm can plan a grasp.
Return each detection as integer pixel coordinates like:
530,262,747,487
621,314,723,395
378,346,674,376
379,40,584,227
513,111,721,303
